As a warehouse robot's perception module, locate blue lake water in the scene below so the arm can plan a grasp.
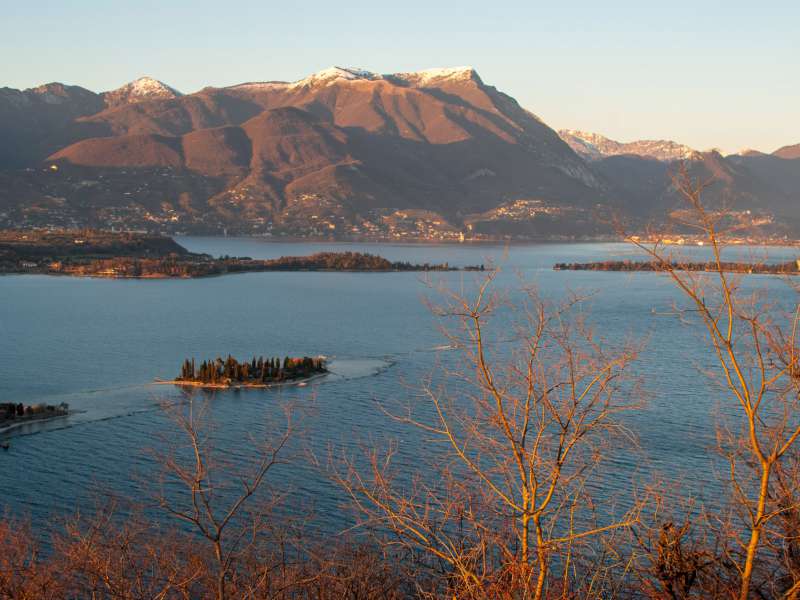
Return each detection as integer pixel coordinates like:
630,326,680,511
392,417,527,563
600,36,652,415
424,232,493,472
1,240,797,532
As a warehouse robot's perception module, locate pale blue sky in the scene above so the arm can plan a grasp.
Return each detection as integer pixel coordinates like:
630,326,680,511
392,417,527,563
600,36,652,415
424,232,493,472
2,0,798,153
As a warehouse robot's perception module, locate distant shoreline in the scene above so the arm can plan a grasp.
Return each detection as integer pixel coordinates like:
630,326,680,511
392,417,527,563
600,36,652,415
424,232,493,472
1,268,475,280
176,234,800,248
554,260,800,276
1,232,482,278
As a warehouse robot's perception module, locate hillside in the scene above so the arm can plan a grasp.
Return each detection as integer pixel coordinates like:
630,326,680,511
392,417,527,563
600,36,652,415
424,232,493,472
559,130,798,232
558,130,699,162
773,144,800,160
1,67,612,238
1,69,797,239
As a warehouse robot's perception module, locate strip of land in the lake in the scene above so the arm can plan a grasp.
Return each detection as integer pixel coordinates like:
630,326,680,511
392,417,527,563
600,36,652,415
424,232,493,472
554,259,800,275
1,402,71,434
1,230,484,278
158,355,328,389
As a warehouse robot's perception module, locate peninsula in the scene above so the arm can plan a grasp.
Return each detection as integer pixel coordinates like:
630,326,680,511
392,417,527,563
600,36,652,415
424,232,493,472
0,230,482,277
163,355,328,389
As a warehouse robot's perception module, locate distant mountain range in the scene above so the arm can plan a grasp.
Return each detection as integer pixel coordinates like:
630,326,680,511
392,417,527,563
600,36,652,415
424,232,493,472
0,68,797,238
558,130,700,163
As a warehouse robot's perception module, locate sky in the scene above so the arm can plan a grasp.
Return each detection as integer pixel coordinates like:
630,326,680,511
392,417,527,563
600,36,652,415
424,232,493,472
2,0,798,154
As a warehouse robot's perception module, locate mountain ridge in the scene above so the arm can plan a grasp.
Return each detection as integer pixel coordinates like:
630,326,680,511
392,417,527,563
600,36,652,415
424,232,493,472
1,68,798,238
558,129,700,162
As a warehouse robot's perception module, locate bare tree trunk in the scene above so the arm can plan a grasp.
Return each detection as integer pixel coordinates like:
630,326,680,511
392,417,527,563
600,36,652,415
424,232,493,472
215,539,226,600
740,463,772,600
534,515,548,600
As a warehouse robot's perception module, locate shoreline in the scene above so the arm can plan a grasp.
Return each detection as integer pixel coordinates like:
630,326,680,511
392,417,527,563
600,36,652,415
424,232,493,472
554,261,800,276
0,411,74,435
1,266,483,280
176,235,800,248
153,371,328,389
1,268,472,280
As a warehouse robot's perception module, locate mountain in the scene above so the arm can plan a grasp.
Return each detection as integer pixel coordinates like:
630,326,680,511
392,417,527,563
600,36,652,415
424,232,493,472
0,78,183,167
727,148,800,221
558,129,799,225
773,144,800,159
558,130,699,162
0,69,797,238
591,149,789,217
737,148,766,157
0,83,105,166
102,77,183,107
1,67,609,237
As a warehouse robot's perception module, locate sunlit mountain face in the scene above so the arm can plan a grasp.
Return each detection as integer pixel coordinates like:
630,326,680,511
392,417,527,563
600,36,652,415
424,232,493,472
1,68,797,238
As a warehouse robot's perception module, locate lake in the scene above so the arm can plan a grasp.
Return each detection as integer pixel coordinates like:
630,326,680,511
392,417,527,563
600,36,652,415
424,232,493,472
1,239,797,533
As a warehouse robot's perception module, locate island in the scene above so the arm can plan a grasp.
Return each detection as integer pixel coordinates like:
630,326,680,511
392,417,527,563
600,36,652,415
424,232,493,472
0,230,484,278
554,259,800,276
161,355,328,389
1,402,70,432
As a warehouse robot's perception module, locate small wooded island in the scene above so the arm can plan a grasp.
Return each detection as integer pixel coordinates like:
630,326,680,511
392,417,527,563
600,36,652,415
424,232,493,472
554,259,800,275
0,230,483,277
164,355,328,388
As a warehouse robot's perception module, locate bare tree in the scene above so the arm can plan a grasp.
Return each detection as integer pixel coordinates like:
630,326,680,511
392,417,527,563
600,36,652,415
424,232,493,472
626,165,800,599
152,393,294,600
0,516,65,600
337,269,644,599
54,498,204,599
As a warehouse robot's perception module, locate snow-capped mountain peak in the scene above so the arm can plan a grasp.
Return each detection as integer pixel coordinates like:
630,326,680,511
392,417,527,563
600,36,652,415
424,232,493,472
559,129,700,162
125,77,181,96
103,77,182,107
232,66,483,91
291,66,381,87
392,66,480,85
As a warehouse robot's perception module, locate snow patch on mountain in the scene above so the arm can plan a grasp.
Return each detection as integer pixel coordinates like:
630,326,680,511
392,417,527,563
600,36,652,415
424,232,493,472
559,129,700,162
291,67,382,87
392,66,479,85
228,81,291,91
103,77,182,106
127,77,181,97
228,66,481,91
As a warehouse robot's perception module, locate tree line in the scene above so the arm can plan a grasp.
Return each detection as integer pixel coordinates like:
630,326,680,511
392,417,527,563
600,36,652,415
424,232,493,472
554,258,800,274
176,355,326,384
4,251,484,277
248,251,462,271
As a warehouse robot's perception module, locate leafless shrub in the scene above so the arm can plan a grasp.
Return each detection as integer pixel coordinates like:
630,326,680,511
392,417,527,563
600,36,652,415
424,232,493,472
336,269,646,599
